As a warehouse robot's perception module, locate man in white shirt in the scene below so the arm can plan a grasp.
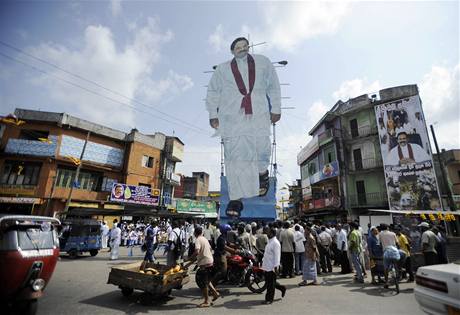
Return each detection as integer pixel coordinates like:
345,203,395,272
101,221,109,249
318,226,333,273
167,221,182,266
387,132,430,166
261,227,286,305
294,225,306,275
109,220,121,260
336,224,351,274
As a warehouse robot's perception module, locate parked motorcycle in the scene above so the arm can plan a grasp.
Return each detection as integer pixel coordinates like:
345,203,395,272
226,248,267,293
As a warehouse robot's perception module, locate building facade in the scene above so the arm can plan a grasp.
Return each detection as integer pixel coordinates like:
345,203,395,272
298,84,442,222
0,108,182,218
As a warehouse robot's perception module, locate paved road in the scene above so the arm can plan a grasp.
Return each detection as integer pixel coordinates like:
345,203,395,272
37,247,424,315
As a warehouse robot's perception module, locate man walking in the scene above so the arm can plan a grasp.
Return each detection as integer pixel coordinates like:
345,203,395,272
206,37,281,217
109,220,121,260
261,227,286,304
185,226,220,308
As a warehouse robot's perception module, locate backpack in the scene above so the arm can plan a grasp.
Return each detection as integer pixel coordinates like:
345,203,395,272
172,230,183,256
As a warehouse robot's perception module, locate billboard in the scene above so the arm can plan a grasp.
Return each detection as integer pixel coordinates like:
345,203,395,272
374,95,441,210
110,183,160,206
219,176,277,222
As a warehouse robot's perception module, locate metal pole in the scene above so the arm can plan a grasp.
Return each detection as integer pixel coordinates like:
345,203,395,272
45,174,57,215
63,131,91,213
430,125,456,211
220,139,224,176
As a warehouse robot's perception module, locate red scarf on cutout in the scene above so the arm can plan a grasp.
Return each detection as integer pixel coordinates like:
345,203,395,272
231,54,255,115
397,143,414,161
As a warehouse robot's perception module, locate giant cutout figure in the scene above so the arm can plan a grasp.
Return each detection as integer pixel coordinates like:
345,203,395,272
206,37,281,217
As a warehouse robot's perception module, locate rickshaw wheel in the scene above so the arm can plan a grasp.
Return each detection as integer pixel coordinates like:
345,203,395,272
89,250,99,257
121,287,134,297
68,249,78,259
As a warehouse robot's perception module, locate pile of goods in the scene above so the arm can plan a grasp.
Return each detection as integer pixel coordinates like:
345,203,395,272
138,265,182,276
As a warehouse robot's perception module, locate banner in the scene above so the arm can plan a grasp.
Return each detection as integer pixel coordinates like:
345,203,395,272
110,183,160,206
175,198,216,214
374,95,441,210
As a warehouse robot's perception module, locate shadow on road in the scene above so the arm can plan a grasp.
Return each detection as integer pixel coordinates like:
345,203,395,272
79,290,198,313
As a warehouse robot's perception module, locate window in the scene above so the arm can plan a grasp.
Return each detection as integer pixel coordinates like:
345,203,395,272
19,129,49,140
308,162,317,176
55,167,102,191
0,161,41,186
142,155,154,168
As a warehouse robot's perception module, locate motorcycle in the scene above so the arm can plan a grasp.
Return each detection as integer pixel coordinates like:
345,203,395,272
226,248,267,293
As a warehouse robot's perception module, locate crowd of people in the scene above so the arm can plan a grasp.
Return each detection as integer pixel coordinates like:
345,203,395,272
98,217,449,307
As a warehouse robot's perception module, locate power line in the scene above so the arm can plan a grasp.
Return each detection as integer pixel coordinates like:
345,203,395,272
0,50,211,136
0,41,210,134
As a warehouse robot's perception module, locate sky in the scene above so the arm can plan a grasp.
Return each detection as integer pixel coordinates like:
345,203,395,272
0,0,459,199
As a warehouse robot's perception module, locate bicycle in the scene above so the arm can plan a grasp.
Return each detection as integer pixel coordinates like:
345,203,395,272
386,258,400,294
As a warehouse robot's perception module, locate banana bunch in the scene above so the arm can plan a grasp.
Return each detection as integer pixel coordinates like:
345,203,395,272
138,268,160,275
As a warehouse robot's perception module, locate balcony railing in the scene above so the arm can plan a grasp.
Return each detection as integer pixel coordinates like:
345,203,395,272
344,125,378,140
5,136,58,157
348,192,388,207
349,157,383,171
318,129,341,145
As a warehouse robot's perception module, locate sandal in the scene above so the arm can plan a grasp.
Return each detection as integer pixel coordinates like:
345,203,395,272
212,293,221,302
259,170,270,197
298,281,308,286
197,302,212,308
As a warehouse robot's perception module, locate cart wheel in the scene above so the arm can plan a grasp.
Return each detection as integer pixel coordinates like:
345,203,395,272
121,287,134,297
89,250,99,257
68,249,78,259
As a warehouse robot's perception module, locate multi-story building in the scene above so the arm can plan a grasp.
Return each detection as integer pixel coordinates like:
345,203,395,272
174,172,210,200
298,84,437,221
0,108,182,218
434,149,460,210
297,110,348,222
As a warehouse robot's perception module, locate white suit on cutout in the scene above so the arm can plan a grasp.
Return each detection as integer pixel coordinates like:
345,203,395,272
206,54,281,200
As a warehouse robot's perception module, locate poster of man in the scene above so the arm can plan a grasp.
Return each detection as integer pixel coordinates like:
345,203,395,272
374,95,441,211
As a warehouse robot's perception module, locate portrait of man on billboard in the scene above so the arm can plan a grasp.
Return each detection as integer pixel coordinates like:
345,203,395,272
386,131,430,166
206,37,281,217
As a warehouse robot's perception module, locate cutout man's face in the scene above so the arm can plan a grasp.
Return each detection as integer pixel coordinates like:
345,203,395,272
232,40,249,59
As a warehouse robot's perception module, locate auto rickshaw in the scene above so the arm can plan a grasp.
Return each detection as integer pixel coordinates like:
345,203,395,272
0,214,61,315
59,218,102,258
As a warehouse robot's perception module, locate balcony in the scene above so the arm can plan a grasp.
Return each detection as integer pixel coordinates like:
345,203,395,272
304,196,341,211
348,192,388,207
318,129,341,146
0,184,37,196
349,157,383,171
344,125,378,140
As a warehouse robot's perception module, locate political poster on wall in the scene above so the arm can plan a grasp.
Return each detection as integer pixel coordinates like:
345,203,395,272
110,183,160,206
374,95,441,210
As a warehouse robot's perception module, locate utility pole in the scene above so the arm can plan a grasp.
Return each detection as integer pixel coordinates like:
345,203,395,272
63,131,91,213
430,124,456,211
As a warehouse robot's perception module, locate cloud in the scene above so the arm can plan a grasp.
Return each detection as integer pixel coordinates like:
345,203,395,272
419,64,460,149
332,78,382,101
110,0,122,17
208,24,226,53
26,18,191,130
209,1,351,52
137,70,194,103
